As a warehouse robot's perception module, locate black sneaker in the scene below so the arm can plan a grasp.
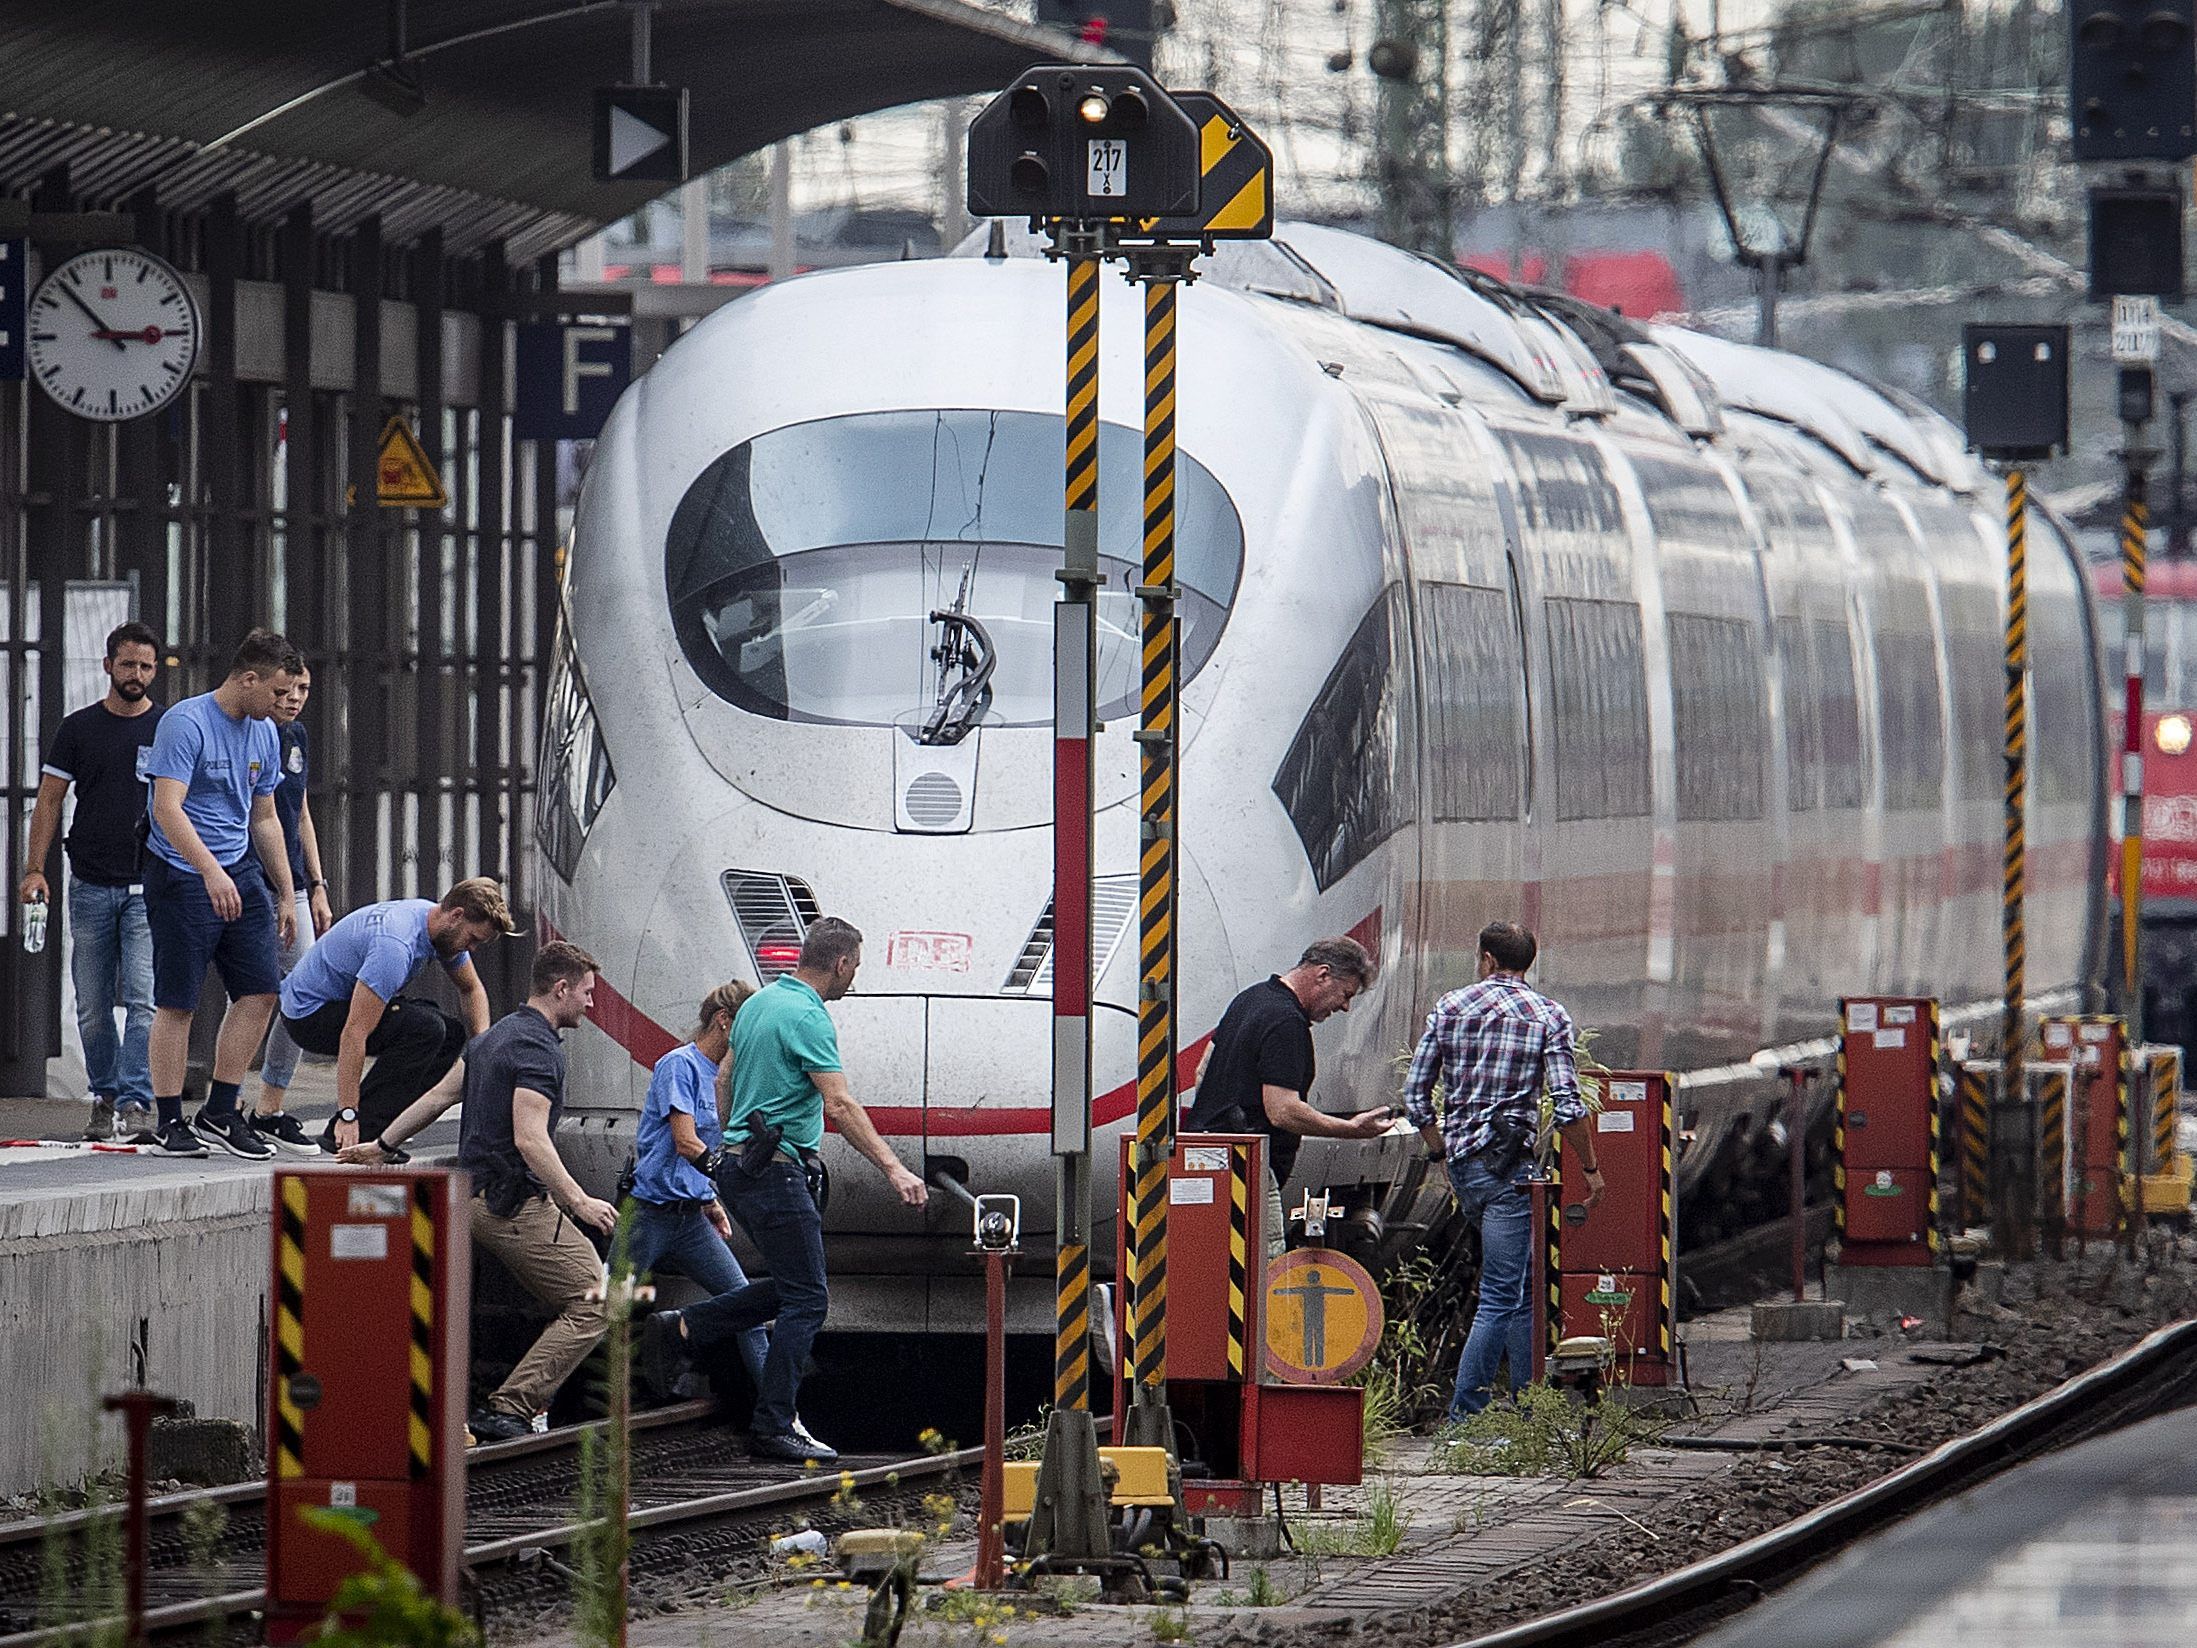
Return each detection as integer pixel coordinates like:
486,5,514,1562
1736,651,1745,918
317,1119,340,1155
85,1097,117,1142
193,1107,275,1160
468,1408,533,1444
750,1427,837,1466
151,1119,210,1158
250,1112,320,1158
638,1311,683,1403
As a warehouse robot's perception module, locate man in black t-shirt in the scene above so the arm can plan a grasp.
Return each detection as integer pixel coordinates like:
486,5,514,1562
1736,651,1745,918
1187,936,1392,1260
17,622,165,1141
457,941,618,1441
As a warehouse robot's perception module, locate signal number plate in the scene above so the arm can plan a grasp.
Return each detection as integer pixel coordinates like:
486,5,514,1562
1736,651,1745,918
1087,139,1128,197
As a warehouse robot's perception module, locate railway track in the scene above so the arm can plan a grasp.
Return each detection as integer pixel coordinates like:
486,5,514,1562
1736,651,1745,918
0,1401,979,1646
1445,1316,2197,1648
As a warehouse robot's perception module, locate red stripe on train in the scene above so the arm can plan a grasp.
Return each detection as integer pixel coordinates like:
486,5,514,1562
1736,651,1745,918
540,915,1213,1137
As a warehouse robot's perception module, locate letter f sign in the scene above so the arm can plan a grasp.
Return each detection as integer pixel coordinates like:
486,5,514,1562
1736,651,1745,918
562,326,617,415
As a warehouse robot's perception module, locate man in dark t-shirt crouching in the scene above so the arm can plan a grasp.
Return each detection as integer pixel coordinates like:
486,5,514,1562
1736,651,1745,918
456,940,617,1441
1186,935,1393,1261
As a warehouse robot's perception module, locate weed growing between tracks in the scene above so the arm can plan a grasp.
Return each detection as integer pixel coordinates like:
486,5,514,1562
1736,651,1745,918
1289,1478,1406,1557
1433,1383,1666,1479
572,1205,639,1648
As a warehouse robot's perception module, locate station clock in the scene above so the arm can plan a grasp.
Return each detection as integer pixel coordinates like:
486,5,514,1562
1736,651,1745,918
26,247,201,421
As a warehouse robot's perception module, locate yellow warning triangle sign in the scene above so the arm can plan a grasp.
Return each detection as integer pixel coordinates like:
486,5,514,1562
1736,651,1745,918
375,415,447,509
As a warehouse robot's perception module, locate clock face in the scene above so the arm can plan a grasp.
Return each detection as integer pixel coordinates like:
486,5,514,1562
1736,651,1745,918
26,248,201,422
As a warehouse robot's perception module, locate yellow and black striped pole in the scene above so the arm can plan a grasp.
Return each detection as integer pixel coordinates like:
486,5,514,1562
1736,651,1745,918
2119,445,2150,1046
408,1182,435,1478
1053,238,1102,1416
1125,245,1194,1421
274,1175,308,1480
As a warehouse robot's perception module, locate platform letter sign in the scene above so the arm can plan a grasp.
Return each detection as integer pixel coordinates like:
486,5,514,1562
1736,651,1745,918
0,240,22,382
514,321,632,441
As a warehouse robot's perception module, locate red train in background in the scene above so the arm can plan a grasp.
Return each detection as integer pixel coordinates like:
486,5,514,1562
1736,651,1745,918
2099,557,2197,1053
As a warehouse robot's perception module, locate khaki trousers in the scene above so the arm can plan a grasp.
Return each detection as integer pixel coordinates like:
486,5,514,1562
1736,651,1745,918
1265,1166,1288,1262
470,1192,609,1418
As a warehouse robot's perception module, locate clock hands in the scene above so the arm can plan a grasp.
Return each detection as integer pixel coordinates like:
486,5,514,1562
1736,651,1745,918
52,279,129,352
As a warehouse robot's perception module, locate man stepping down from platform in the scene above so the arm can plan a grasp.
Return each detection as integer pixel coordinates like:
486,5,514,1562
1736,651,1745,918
276,879,512,1157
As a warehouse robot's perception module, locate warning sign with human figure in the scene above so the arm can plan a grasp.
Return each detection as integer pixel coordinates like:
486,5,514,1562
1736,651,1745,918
1263,1247,1382,1384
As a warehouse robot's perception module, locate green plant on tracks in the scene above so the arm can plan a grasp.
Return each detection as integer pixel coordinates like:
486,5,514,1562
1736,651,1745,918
1149,1602,1195,1643
299,1508,480,1648
1289,1477,1407,1557
571,1201,640,1648
1434,1383,1662,1479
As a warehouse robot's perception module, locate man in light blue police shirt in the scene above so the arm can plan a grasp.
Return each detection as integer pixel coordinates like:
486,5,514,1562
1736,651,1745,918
143,628,300,1161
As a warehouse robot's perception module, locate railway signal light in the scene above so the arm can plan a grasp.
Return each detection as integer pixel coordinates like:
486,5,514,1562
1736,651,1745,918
967,65,1201,220
2089,184,2186,298
1962,324,2071,461
2070,0,2197,160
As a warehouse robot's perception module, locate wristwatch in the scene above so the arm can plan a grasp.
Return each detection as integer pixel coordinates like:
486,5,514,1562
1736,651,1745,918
334,1107,359,1125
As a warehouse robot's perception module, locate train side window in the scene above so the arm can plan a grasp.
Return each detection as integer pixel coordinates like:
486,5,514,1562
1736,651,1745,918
1668,612,1767,821
537,624,616,883
1544,596,1651,821
1776,616,1823,812
1939,587,2002,802
1272,586,1416,891
1814,617,1865,809
1874,626,1944,811
1419,581,1525,821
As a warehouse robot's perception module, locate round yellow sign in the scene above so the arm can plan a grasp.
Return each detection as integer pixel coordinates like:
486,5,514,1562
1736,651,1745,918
1263,1248,1383,1384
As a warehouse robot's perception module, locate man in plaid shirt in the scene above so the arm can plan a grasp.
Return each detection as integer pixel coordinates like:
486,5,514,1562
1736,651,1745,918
1403,922,1604,1418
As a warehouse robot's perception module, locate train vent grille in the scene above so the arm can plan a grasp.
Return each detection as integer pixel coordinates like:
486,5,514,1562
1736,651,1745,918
720,870,822,981
903,771,964,829
1003,876,1140,994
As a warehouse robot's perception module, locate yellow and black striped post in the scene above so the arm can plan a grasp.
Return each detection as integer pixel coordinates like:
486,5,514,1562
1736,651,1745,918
2035,1063,2067,1257
2149,1046,2180,1176
1957,1061,1991,1232
1125,244,1194,1418
1053,240,1102,1418
2119,455,2150,1045
1226,1142,1251,1379
1926,1001,1944,1257
2119,1035,2138,1252
2000,466,2027,1223
274,1175,308,1480
408,1182,435,1478
1832,1017,1849,1248
1657,1073,1676,1364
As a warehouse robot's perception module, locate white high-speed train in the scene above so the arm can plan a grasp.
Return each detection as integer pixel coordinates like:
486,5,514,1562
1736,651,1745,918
535,221,2105,1334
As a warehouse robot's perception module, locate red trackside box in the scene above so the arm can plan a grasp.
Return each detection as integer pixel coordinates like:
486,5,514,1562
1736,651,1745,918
1836,997,1939,1265
1554,1070,1678,1385
265,1168,469,1642
2040,1016,2129,1239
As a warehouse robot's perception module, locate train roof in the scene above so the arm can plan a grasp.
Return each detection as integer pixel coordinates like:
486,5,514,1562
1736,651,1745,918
954,219,1985,494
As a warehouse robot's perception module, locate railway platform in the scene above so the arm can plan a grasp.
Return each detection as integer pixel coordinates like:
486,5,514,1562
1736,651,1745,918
0,1076,463,1500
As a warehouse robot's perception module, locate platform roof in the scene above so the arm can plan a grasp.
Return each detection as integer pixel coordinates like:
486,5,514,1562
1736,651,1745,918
0,0,1095,262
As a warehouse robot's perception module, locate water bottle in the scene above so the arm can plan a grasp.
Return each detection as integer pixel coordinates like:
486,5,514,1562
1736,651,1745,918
20,898,46,955
770,1529,828,1559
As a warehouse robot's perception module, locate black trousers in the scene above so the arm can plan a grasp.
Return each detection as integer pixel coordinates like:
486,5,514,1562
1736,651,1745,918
281,995,468,1136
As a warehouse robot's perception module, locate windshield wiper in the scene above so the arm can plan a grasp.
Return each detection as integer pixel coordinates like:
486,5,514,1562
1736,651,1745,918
919,580,996,746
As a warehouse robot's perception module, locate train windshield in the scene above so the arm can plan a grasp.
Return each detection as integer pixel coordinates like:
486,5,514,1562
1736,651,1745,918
664,411,1244,728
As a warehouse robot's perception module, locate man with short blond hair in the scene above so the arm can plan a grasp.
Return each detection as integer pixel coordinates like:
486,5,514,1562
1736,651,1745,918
273,876,512,1154
460,941,615,1440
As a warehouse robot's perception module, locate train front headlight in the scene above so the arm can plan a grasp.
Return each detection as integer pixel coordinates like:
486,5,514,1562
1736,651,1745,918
2159,713,2193,757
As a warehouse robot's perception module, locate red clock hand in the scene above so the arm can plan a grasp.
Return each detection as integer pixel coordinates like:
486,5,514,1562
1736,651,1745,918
54,281,129,351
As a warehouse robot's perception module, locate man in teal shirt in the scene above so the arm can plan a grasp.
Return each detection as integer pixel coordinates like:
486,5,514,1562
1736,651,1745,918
716,916,926,1463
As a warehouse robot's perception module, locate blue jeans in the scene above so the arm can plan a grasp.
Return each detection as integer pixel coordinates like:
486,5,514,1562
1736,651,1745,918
259,892,315,1092
69,879,154,1109
626,1201,771,1388
717,1159,828,1437
1448,1154,1535,1419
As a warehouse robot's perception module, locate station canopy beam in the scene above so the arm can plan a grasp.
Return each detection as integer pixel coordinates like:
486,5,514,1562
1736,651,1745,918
0,0,1104,261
